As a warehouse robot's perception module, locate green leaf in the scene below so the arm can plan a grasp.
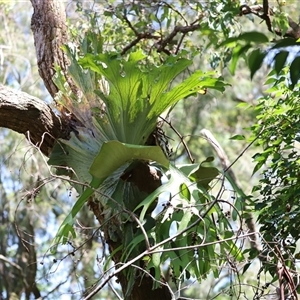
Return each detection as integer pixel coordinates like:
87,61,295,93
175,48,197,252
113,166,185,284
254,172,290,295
52,141,169,252
264,77,277,85
274,51,289,74
179,183,191,201
218,31,269,48
177,211,193,232
104,245,122,271
203,156,214,163
149,71,227,119
236,102,252,109
271,38,300,49
238,31,269,43
229,44,252,75
242,262,252,274
225,172,250,222
177,162,218,190
90,141,169,180
135,180,172,221
218,36,238,48
178,164,200,177
289,56,300,89
79,51,227,144
248,49,266,79
152,252,161,268
232,196,244,221
123,233,146,262
136,164,203,221
230,134,245,140
147,56,193,106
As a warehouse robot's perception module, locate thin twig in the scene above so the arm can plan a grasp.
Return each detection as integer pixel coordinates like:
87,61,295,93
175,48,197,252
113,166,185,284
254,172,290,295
224,134,261,174
156,24,200,53
120,6,201,55
159,116,194,163
122,13,139,35
121,14,160,55
84,191,221,299
131,263,175,298
83,230,258,300
161,1,188,26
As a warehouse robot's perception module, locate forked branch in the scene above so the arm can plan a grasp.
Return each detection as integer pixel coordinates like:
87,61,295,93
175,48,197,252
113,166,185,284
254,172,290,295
240,1,300,39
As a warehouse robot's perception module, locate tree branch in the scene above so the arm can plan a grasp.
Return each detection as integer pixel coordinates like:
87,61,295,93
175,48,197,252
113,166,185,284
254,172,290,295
262,0,272,33
120,10,200,56
156,24,200,53
121,14,161,55
0,84,65,156
240,3,300,39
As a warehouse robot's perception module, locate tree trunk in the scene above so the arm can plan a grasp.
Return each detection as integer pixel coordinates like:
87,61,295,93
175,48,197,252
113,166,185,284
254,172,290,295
30,0,69,98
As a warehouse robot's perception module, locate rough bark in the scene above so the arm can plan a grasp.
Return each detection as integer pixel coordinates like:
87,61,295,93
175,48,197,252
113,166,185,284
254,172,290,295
30,0,69,98
0,84,64,156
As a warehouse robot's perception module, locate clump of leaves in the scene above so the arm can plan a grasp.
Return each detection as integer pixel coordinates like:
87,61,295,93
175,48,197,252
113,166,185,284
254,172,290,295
47,28,246,292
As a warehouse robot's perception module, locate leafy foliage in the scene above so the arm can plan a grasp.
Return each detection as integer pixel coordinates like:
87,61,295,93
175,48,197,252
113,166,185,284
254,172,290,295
251,67,300,282
237,37,300,87
129,163,244,287
219,21,300,292
47,14,247,295
50,30,228,255
3,0,300,298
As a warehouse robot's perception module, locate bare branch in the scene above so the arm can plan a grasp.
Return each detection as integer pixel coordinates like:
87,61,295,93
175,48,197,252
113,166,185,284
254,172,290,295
121,32,160,55
121,10,201,56
121,14,160,55
0,84,66,156
156,24,200,53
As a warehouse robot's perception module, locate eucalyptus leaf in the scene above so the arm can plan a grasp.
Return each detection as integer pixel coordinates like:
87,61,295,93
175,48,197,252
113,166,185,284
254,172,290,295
238,31,269,43
248,49,266,79
230,134,245,140
274,51,289,75
271,38,300,49
229,44,252,75
289,56,300,89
